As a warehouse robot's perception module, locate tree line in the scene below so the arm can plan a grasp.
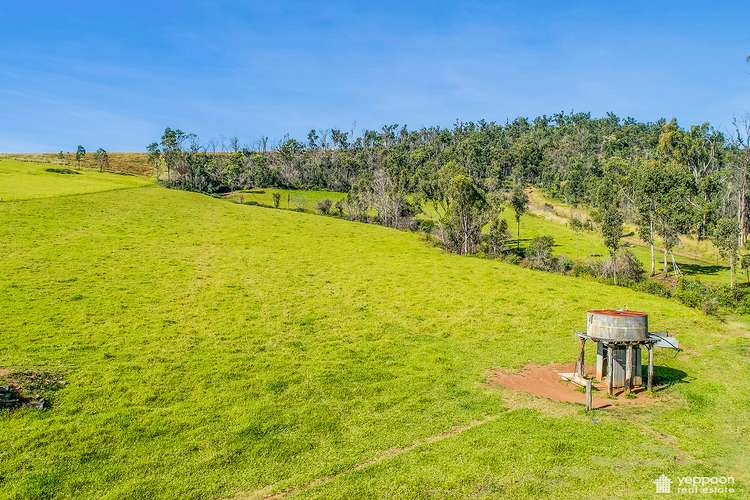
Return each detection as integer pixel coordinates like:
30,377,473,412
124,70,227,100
146,112,750,287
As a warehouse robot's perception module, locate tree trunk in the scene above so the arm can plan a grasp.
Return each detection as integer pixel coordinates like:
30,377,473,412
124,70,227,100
649,220,655,276
670,251,680,275
516,219,520,251
738,185,747,247
612,254,617,285
731,253,737,288
663,248,669,275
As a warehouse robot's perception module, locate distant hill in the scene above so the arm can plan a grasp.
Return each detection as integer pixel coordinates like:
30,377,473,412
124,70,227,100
0,152,152,176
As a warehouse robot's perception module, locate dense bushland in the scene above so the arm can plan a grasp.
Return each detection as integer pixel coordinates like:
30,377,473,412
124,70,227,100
147,112,750,288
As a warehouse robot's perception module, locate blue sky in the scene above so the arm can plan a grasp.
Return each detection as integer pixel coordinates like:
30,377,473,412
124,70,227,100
1,1,748,151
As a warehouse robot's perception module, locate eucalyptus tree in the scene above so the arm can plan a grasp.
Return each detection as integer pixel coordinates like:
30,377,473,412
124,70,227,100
439,161,489,255
510,183,529,250
146,142,161,180
712,217,740,287
159,128,189,183
730,116,750,245
93,148,109,172
75,145,86,167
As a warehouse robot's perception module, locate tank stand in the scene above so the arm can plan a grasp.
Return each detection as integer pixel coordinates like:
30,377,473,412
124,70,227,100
576,333,656,396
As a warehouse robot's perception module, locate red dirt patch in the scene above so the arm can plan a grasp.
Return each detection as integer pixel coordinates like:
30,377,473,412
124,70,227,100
488,363,655,409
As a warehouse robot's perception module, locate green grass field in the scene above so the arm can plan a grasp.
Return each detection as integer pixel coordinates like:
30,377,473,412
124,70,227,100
1,160,748,498
0,158,152,201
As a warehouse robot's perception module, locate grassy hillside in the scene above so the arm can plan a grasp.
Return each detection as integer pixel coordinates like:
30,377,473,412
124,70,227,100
521,189,731,284
0,152,153,176
1,160,748,498
0,158,152,201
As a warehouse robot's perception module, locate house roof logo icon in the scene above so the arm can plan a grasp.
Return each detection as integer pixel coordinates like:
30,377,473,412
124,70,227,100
655,474,672,494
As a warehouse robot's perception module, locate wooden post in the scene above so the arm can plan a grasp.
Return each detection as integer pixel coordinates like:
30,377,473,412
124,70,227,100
625,345,633,393
575,337,586,378
585,378,592,411
647,344,654,392
607,344,614,396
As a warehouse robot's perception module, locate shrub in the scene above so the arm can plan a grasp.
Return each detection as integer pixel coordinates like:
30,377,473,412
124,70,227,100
569,216,594,232
272,192,281,208
600,250,644,284
526,235,556,271
482,216,512,257
316,199,333,215
501,253,522,265
571,260,602,278
334,200,345,217
416,218,436,234
631,279,672,298
673,279,707,309
617,249,645,282
555,255,575,273
702,297,719,316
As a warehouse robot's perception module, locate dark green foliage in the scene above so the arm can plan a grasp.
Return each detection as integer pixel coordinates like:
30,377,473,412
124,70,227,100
272,192,281,208
148,114,746,274
525,235,555,270
316,199,333,215
711,217,740,287
631,278,672,297
333,200,345,217
75,145,86,167
510,183,529,248
482,214,511,256
741,254,750,282
568,216,594,232
438,164,490,254
94,148,109,172
604,249,645,283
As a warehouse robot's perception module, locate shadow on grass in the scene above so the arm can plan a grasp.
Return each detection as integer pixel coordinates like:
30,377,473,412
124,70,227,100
651,365,688,393
678,263,726,276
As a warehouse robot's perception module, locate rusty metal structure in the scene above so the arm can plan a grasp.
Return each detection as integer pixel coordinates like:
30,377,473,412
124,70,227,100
574,309,677,396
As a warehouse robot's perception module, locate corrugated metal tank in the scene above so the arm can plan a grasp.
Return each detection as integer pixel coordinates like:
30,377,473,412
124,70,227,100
587,310,648,341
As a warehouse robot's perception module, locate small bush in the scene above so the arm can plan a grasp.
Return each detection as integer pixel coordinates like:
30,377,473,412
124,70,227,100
569,216,594,232
673,279,707,309
334,200,345,216
501,253,522,265
600,250,644,284
631,279,672,297
416,218,436,234
571,260,602,278
555,255,575,273
702,297,719,316
617,250,645,282
482,216,512,257
316,199,333,215
526,235,556,271
272,192,281,208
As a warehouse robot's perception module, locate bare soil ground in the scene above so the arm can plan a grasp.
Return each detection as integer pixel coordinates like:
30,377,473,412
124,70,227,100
488,363,656,409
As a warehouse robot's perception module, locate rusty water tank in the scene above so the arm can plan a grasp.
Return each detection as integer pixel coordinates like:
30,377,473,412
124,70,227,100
586,310,648,341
